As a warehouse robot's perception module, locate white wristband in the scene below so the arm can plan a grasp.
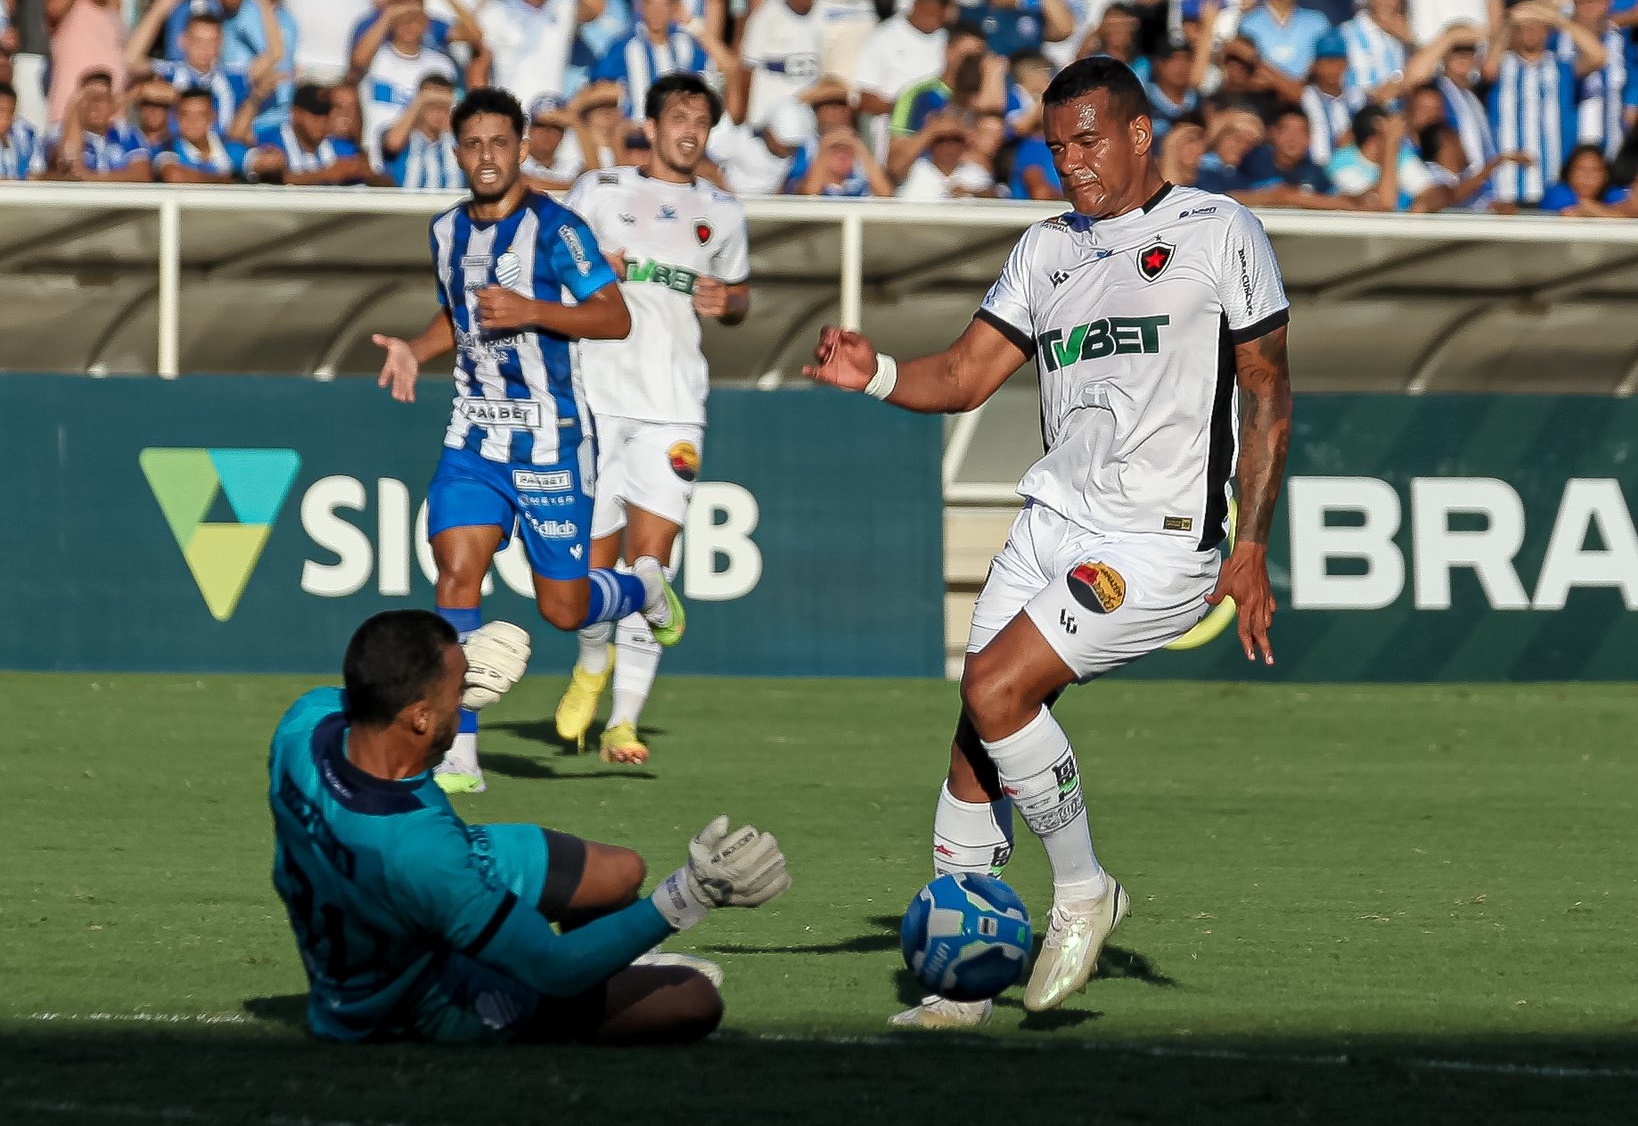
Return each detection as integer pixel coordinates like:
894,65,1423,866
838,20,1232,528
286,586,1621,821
650,868,710,931
864,353,898,400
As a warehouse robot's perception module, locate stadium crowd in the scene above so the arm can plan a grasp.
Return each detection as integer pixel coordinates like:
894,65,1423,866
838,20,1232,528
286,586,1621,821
1,0,1636,213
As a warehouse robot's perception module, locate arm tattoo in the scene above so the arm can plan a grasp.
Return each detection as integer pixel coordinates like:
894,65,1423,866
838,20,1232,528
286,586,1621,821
1233,326,1293,547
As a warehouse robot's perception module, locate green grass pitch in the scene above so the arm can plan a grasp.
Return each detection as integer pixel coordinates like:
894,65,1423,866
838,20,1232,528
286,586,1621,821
3,673,1636,1125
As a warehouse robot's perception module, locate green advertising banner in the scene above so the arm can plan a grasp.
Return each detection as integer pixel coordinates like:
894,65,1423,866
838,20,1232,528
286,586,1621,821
1134,394,1638,682
0,376,944,677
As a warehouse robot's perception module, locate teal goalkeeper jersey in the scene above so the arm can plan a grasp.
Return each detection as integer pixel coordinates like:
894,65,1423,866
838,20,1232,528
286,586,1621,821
268,688,673,1042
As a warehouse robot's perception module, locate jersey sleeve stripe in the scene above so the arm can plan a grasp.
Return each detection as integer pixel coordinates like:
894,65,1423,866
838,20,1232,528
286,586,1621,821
461,890,520,958
974,308,1035,358
1228,306,1289,347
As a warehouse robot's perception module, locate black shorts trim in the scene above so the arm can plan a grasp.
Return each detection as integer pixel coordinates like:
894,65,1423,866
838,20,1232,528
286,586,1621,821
539,828,589,920
1228,306,1289,347
974,308,1035,359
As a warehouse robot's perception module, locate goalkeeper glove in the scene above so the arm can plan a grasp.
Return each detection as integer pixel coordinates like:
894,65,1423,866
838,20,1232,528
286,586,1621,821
460,621,531,711
650,815,791,931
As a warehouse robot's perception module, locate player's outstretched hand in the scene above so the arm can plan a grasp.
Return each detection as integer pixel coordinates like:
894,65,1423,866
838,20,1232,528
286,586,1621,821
1205,543,1275,666
460,621,532,710
373,334,419,403
802,326,876,392
476,285,537,332
650,815,790,930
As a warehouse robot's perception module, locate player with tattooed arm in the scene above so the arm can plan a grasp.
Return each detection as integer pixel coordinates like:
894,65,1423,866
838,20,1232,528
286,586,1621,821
804,55,1293,1028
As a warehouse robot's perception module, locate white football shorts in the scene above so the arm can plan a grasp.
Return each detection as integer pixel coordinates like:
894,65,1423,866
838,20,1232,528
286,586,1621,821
968,502,1222,682
589,416,704,540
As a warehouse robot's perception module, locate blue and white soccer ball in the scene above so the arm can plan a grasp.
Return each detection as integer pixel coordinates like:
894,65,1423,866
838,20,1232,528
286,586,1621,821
900,872,1033,1002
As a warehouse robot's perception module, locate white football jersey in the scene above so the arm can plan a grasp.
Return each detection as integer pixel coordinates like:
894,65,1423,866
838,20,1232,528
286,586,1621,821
567,166,751,426
978,184,1289,551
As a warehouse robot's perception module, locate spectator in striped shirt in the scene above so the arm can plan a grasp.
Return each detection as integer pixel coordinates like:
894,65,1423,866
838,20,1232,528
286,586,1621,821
1418,119,1532,210
255,82,373,185
1557,0,1634,159
380,72,461,188
1301,31,1364,167
1404,25,1497,177
0,78,43,179
590,0,739,118
153,84,276,182
128,72,179,151
47,70,151,182
1339,0,1411,106
1483,1,1606,204
130,1,283,135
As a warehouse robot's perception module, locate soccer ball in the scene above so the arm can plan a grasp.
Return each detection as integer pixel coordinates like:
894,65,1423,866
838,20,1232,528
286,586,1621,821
900,872,1033,1002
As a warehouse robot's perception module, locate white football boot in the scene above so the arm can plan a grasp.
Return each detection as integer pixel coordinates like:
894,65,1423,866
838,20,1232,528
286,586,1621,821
888,995,993,1029
1023,878,1129,1012
633,950,724,987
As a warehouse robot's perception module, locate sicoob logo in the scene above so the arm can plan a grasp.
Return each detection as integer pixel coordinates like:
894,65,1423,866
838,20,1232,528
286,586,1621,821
1067,561,1126,614
141,447,302,621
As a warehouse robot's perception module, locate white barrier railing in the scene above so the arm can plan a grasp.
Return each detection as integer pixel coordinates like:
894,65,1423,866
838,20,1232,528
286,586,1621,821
4,182,1638,381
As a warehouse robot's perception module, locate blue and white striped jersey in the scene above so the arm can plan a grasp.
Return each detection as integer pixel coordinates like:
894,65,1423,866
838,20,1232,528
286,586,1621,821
1301,84,1365,166
430,192,620,466
1339,13,1406,101
255,124,362,176
152,60,252,133
1487,51,1578,204
1436,74,1497,174
0,120,45,180
49,122,150,173
1555,25,1631,158
590,26,711,116
387,129,462,189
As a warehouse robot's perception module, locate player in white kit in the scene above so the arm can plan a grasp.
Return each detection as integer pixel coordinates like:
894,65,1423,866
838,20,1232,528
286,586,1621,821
554,72,751,765
805,56,1294,1027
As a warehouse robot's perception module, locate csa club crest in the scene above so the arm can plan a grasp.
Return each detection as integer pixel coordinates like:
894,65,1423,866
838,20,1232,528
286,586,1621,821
694,219,712,245
1136,240,1174,281
495,252,523,288
667,441,700,482
1067,561,1126,613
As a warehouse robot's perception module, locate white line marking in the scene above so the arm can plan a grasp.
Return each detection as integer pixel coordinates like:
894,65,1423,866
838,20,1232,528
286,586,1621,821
17,1013,1638,1083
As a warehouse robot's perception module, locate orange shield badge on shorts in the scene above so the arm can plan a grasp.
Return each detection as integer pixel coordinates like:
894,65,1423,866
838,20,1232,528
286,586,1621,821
667,441,700,482
1067,561,1126,613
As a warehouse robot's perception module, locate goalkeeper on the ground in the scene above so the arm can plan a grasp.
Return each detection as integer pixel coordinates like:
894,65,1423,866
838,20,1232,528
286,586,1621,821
267,609,790,1044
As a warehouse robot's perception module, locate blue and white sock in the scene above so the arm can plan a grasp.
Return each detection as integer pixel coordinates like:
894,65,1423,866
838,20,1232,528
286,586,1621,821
580,569,648,629
437,606,481,774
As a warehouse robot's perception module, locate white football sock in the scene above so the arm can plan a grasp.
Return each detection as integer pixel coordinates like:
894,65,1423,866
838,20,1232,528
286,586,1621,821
440,731,480,775
578,620,613,675
632,555,671,628
931,781,1014,877
982,706,1108,903
607,614,662,728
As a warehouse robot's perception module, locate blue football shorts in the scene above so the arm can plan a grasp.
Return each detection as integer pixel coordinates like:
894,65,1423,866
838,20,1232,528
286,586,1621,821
427,445,593,581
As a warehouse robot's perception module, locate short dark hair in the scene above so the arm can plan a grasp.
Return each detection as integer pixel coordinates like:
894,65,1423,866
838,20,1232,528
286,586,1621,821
343,610,458,729
1270,103,1307,128
1351,104,1388,146
80,69,114,90
419,73,456,92
645,71,723,126
186,13,223,30
1042,55,1151,124
452,86,525,141
948,19,988,45
177,86,213,107
0,81,15,103
1417,122,1452,163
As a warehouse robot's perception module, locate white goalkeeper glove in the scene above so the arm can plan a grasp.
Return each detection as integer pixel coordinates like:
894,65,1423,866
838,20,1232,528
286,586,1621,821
460,621,531,711
650,815,791,931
